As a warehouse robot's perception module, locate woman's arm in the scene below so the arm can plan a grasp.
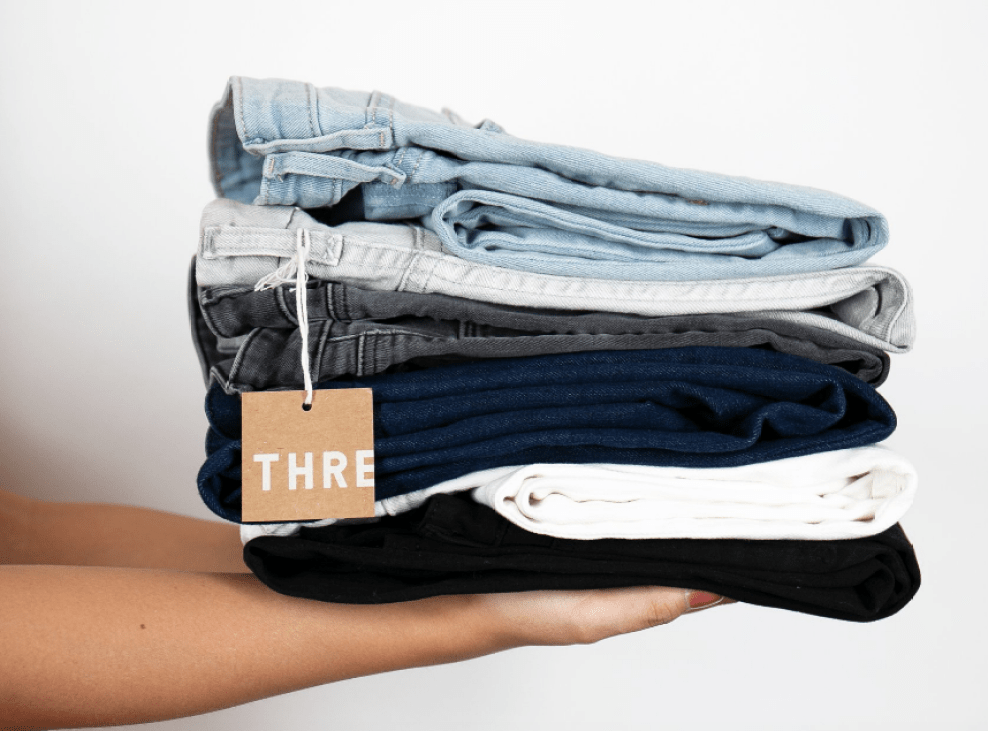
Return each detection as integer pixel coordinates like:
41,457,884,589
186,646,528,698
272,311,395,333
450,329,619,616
0,487,248,572
0,566,722,728
0,487,728,728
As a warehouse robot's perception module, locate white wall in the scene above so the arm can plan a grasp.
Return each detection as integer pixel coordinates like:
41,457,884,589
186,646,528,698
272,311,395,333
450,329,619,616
0,1,984,728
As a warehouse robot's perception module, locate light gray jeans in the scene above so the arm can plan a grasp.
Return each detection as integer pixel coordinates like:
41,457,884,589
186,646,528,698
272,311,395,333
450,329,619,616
196,199,915,353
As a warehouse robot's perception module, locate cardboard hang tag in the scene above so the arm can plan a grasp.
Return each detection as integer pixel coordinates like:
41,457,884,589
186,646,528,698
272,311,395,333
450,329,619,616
241,388,376,523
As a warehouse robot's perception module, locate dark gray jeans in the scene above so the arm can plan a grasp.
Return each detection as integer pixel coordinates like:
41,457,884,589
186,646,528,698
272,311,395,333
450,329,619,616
189,261,890,392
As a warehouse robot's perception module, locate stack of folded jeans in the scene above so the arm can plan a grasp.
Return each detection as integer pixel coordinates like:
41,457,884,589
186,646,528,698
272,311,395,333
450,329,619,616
190,77,920,622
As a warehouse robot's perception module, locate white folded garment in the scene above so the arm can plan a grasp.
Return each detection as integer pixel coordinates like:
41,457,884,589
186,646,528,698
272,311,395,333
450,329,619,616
240,446,916,543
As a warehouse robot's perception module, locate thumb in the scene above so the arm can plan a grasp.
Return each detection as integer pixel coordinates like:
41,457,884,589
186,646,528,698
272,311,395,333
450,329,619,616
684,589,730,615
634,588,731,631
472,585,734,647
566,586,733,641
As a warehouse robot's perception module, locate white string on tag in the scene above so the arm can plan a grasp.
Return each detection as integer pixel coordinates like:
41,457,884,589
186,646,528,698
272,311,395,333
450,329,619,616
253,251,298,291
254,226,314,409
295,228,313,409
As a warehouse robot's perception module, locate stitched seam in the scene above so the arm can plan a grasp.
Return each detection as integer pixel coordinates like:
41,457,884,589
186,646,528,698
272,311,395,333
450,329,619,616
407,148,426,183
395,250,422,292
258,155,275,205
387,94,395,139
418,253,445,292
393,147,408,170
369,332,380,376
208,365,235,394
335,282,348,321
236,76,247,144
198,303,221,336
224,328,262,383
346,239,883,283
880,276,910,343
365,185,456,205
274,285,297,326
367,91,379,129
323,234,342,266
418,265,882,308
323,235,891,295
356,332,366,377
759,312,898,352
323,283,337,321
200,230,216,258
323,329,450,343
205,228,304,259
313,320,332,381
373,332,388,375
399,227,442,292
210,89,226,195
306,83,318,138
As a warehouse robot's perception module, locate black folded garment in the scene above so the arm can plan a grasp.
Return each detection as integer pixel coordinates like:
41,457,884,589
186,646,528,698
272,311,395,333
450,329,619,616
244,493,920,622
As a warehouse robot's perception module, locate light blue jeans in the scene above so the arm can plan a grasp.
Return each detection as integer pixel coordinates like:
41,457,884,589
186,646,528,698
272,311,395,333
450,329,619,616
210,77,888,282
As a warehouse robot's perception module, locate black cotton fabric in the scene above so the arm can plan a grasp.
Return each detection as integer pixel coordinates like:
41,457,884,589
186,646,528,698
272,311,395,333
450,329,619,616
244,493,920,622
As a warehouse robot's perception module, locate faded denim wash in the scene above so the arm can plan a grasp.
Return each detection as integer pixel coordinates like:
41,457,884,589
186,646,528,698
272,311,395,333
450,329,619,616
210,77,888,281
193,287,889,393
197,200,915,353
191,274,890,389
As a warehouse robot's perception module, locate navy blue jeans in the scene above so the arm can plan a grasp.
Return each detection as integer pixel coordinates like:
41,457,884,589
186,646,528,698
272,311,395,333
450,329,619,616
197,347,895,523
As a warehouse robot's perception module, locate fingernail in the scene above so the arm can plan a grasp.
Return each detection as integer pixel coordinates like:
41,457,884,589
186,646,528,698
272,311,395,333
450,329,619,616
686,590,724,611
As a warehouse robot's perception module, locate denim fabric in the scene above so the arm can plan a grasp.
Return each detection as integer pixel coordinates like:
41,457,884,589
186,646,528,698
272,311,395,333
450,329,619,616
242,493,921,622
205,318,896,393
188,261,221,386
197,347,896,523
241,445,917,542
209,77,888,281
194,274,891,388
197,200,915,352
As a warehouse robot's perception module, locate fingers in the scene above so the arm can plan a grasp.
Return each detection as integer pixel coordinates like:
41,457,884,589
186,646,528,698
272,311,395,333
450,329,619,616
473,585,735,648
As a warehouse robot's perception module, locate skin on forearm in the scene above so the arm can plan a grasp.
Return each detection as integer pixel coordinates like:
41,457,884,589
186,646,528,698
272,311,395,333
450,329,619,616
0,490,728,728
0,565,518,728
0,488,248,572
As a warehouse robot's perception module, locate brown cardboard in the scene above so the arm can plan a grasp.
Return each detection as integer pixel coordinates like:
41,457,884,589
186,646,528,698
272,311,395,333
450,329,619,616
241,388,376,522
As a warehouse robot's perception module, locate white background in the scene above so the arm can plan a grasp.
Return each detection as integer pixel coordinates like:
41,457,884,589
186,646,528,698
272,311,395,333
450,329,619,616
1,1,985,728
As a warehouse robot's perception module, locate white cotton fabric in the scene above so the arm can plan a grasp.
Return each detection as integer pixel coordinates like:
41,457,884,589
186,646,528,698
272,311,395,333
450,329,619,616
240,445,917,544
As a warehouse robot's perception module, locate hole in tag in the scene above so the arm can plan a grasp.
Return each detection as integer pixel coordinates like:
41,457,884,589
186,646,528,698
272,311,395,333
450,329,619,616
302,402,312,412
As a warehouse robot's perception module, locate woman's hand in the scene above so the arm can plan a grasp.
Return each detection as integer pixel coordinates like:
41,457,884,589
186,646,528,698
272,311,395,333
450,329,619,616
474,586,730,647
